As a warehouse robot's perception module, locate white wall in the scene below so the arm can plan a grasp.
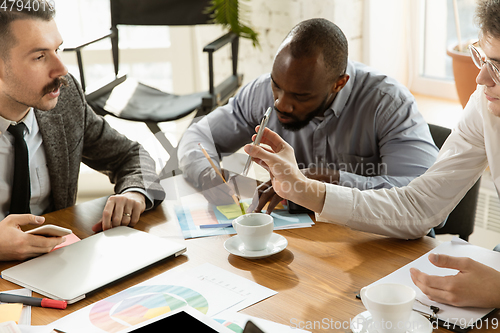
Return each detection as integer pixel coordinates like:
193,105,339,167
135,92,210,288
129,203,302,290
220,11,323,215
194,0,364,90
363,0,410,86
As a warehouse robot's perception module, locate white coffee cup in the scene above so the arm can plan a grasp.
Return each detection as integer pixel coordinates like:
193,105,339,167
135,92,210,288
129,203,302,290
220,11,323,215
360,283,416,333
232,213,274,251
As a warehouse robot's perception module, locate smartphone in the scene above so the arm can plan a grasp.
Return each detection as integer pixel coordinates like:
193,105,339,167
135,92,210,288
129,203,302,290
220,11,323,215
287,200,313,214
26,225,72,237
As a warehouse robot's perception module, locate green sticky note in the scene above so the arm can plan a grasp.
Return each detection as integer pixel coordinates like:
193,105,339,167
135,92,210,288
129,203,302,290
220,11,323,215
216,202,249,219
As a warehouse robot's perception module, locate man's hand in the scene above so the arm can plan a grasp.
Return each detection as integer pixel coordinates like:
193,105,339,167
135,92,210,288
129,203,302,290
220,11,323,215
0,215,65,261
244,127,325,214
250,180,281,214
92,192,146,232
410,253,500,308
198,167,238,206
250,168,339,214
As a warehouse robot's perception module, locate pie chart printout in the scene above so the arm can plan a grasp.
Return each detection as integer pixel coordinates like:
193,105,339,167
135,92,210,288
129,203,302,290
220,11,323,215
89,285,209,332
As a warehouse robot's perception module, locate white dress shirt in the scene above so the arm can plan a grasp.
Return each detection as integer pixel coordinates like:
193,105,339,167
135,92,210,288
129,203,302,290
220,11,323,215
317,85,490,239
0,109,51,220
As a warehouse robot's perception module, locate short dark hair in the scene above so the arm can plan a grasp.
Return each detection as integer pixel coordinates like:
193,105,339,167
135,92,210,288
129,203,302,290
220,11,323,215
0,0,55,59
475,0,500,39
285,18,348,81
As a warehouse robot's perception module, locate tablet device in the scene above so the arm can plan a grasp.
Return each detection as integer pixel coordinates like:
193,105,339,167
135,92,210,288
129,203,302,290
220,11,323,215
122,306,265,333
123,307,233,333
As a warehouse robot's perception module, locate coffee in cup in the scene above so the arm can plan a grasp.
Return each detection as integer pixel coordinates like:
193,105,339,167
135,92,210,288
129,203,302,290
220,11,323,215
232,213,274,251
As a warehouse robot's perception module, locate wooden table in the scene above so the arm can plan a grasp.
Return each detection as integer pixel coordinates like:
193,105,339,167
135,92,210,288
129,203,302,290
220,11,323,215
0,193,498,331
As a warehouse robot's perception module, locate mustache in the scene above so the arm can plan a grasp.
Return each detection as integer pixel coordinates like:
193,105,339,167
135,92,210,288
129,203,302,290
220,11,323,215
42,76,69,95
274,106,299,121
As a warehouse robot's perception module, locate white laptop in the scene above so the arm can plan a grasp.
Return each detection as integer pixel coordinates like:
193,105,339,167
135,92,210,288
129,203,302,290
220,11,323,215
1,226,186,304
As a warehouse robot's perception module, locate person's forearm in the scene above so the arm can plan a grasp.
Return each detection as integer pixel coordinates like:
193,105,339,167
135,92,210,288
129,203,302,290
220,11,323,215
288,178,326,213
302,168,339,184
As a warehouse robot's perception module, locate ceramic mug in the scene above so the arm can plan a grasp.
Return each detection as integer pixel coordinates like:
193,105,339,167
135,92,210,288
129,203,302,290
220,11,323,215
232,213,274,251
360,283,416,333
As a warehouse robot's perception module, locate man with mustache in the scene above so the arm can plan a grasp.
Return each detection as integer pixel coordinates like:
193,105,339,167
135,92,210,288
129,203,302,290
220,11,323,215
0,1,165,261
178,18,438,213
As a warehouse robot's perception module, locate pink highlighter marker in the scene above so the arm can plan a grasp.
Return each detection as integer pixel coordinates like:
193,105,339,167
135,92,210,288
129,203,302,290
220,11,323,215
0,293,67,309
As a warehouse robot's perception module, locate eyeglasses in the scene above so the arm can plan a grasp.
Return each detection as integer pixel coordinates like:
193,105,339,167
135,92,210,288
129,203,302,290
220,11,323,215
469,41,500,85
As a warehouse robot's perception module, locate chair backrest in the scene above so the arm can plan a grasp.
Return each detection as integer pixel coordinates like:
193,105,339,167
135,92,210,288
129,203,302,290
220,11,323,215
428,123,480,241
109,0,213,76
106,0,241,115
110,0,212,26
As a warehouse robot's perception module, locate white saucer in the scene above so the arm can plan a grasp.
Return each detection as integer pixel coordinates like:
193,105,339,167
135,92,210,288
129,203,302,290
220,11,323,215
224,233,288,259
351,311,432,333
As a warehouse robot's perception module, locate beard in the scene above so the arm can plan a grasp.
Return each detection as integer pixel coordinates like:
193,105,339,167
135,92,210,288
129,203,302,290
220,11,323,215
276,94,331,131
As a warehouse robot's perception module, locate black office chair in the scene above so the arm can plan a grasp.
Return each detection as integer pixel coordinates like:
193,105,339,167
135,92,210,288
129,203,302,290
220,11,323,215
64,0,243,178
428,123,480,241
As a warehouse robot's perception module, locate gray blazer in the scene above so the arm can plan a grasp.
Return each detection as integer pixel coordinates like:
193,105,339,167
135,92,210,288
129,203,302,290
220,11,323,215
34,74,165,212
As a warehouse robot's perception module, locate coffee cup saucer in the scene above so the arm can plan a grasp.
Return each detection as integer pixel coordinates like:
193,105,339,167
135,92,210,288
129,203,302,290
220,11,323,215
224,233,288,259
351,311,432,333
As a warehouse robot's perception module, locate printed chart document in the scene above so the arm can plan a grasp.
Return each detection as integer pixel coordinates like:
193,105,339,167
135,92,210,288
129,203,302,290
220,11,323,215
214,310,311,333
175,198,314,239
367,237,500,331
162,175,313,240
49,263,277,333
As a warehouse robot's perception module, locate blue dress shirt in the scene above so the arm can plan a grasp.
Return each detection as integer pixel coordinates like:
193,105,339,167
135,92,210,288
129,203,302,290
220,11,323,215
178,61,439,190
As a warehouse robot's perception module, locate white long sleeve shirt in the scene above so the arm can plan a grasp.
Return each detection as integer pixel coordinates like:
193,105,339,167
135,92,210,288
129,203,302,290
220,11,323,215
317,86,490,239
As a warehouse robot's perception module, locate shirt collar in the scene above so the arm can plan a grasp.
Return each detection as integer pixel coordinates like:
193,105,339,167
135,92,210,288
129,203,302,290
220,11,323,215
329,60,356,118
0,108,34,137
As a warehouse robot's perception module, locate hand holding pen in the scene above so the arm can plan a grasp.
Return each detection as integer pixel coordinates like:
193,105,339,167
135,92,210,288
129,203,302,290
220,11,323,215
242,107,273,177
199,143,245,215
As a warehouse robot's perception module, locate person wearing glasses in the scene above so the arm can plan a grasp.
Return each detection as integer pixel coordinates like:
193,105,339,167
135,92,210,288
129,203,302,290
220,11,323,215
243,0,500,308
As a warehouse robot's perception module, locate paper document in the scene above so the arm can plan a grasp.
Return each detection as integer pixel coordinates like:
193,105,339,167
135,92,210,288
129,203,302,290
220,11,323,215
0,304,23,324
49,263,276,333
176,198,314,239
0,289,31,325
216,202,250,219
214,310,311,333
367,237,500,330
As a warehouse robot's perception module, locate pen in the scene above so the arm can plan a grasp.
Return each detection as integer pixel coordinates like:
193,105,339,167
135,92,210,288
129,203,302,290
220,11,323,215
199,143,245,215
199,223,232,228
242,107,273,177
0,293,67,309
199,143,227,182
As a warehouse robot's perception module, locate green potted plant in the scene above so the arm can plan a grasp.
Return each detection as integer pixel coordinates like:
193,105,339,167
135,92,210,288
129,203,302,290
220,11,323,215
205,0,260,47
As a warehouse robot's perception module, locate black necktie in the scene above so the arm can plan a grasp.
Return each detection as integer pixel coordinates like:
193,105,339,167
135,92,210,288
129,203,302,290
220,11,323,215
8,123,31,214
